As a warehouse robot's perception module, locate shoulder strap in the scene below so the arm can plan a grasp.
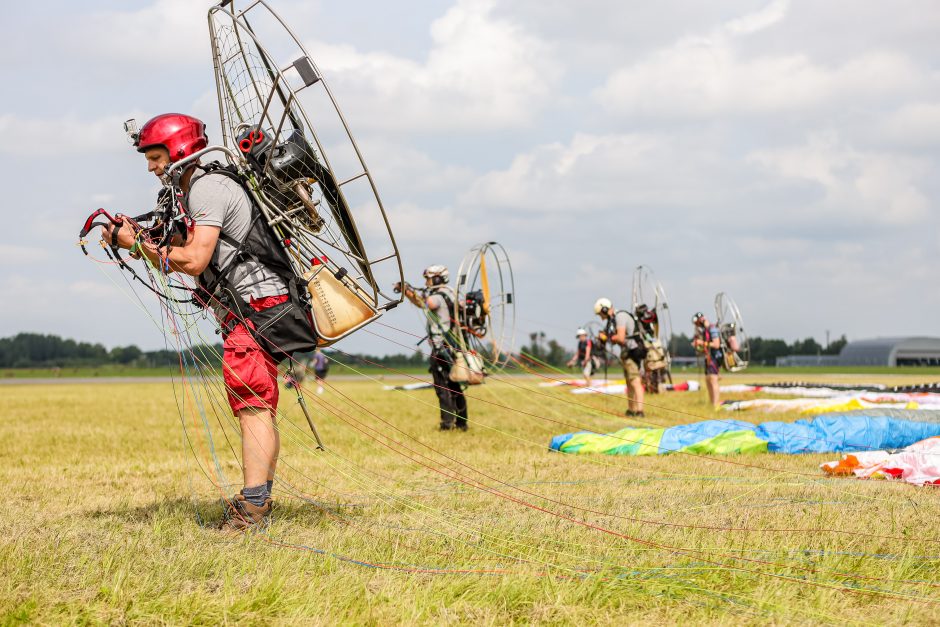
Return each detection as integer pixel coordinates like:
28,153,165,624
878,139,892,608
614,309,644,342
428,287,458,328
427,287,463,348
189,163,298,296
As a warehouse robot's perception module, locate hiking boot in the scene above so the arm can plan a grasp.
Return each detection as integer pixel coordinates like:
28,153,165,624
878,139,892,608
219,493,273,533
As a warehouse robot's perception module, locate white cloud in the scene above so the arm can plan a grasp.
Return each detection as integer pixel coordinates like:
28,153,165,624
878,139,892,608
0,113,138,156
748,133,931,226
725,0,790,35
69,0,208,69
458,131,733,213
0,245,49,264
386,202,489,247
593,2,924,119
346,139,476,198
305,0,561,132
880,102,940,146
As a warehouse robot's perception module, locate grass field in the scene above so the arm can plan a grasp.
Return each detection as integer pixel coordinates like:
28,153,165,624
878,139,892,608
0,364,429,379
5,364,940,379
4,371,940,624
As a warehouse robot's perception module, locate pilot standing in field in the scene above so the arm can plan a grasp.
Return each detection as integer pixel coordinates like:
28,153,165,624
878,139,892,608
594,298,646,417
102,113,312,531
692,312,722,408
400,266,469,431
567,328,600,389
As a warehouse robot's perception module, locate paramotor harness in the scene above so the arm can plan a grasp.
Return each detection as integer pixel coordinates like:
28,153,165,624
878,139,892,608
634,304,667,372
602,310,648,364
426,285,464,351
190,162,319,361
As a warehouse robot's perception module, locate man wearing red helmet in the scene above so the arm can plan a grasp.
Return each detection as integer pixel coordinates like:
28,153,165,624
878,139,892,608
102,113,289,531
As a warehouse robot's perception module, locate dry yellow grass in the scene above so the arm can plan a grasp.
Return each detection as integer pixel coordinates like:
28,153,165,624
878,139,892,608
2,372,939,624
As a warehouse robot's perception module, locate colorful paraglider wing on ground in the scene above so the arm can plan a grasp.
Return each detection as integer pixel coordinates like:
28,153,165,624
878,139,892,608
822,436,940,486
549,415,940,456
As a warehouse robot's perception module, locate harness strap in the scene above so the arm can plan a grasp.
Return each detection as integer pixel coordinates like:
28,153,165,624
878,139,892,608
427,287,462,350
607,309,644,344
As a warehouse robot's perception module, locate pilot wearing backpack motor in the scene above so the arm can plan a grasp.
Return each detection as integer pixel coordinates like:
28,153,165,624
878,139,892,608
594,297,646,417
100,113,318,532
400,265,469,431
567,328,601,389
692,311,723,409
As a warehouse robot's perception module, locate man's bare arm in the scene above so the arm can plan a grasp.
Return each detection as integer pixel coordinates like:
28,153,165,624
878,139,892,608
405,286,427,309
103,222,221,276
611,324,627,345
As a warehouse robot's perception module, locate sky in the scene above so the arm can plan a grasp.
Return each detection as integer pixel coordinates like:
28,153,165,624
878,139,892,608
1,0,938,355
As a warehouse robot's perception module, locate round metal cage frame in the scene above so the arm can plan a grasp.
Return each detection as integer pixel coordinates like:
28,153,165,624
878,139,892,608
454,242,516,369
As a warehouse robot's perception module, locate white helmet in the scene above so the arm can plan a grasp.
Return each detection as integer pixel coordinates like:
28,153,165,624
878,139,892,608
593,297,612,315
576,328,587,337
422,264,449,284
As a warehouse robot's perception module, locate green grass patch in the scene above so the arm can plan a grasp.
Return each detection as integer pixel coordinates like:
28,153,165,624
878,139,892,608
0,366,176,378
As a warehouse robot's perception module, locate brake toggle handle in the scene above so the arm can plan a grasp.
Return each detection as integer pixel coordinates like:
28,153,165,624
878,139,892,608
78,208,126,255
79,208,124,238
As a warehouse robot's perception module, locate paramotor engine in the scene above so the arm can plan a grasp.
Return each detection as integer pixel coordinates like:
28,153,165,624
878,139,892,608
631,265,673,349
631,265,674,388
200,0,404,344
455,242,516,369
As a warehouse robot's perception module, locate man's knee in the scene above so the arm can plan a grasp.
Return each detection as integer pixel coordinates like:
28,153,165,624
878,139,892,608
623,359,642,383
237,407,275,429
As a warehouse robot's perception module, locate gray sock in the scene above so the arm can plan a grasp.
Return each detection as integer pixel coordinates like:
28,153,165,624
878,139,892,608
242,484,269,507
266,479,274,495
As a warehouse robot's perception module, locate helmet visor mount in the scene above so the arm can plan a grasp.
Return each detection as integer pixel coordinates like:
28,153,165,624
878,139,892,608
124,119,139,146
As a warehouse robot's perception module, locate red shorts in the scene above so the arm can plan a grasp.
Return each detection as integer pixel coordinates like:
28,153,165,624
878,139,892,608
222,295,288,415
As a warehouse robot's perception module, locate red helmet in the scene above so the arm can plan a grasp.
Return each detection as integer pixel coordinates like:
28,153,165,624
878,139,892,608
135,113,207,162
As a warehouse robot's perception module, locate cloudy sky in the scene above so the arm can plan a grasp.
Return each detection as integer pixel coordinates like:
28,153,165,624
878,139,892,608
2,0,938,354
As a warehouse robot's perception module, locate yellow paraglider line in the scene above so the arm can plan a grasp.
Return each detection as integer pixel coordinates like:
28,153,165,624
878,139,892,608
478,248,502,363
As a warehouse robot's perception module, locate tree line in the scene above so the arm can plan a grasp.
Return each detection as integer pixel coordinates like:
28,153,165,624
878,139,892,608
0,333,225,369
0,333,427,369
1,331,848,370
521,331,848,367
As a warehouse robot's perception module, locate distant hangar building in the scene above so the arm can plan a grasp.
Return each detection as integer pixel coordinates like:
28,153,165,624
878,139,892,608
838,337,940,367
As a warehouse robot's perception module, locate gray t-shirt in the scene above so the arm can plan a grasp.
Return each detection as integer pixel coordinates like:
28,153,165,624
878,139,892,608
188,172,286,302
426,288,454,349
612,311,639,351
